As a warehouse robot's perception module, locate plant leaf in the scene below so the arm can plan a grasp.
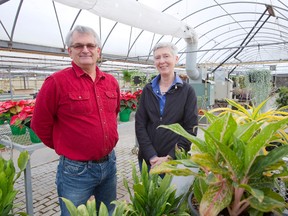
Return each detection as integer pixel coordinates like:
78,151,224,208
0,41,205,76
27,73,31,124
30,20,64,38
248,191,286,212
158,123,207,152
199,181,233,216
238,184,264,202
245,118,288,172
60,197,77,216
249,145,288,176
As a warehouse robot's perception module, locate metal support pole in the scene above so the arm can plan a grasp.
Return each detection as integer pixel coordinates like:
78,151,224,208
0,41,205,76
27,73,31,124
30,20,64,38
24,157,34,216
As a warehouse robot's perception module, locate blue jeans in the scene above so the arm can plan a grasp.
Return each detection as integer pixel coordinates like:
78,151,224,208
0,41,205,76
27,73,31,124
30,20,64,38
56,150,117,216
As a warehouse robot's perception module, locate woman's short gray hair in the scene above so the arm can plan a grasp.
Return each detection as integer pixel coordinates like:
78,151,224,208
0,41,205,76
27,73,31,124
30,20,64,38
65,25,101,48
152,42,178,57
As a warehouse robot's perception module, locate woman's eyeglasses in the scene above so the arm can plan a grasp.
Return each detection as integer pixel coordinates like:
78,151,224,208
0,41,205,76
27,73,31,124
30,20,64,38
70,43,97,50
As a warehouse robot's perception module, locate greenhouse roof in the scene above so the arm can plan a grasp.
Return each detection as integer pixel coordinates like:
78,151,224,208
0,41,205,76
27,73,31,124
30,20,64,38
0,0,287,77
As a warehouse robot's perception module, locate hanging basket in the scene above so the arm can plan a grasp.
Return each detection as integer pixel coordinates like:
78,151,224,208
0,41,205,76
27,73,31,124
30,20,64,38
119,108,132,122
28,128,41,143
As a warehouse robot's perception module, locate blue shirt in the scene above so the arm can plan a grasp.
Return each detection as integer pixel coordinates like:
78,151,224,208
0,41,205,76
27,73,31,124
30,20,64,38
151,74,183,116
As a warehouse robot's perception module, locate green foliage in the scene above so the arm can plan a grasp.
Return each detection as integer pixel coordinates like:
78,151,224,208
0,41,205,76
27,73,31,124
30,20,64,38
62,161,190,216
230,75,246,89
208,98,288,145
147,73,157,83
122,70,133,83
245,69,272,106
0,151,29,216
61,195,101,216
151,100,288,216
119,161,190,216
131,72,146,87
276,86,288,108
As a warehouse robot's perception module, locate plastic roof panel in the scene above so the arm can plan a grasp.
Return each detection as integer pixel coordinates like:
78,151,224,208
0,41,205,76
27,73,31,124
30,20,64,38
0,0,287,75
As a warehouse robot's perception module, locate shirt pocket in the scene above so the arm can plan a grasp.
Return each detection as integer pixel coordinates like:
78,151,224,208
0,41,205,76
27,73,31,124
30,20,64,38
69,91,93,114
104,91,118,113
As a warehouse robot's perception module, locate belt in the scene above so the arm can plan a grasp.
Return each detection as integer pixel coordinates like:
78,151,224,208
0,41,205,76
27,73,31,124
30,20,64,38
79,155,109,163
64,155,109,164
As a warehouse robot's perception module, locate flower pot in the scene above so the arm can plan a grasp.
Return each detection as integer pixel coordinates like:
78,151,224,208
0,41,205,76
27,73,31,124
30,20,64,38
10,124,26,135
28,128,41,143
187,192,280,216
170,165,199,198
119,108,132,122
0,119,5,125
188,192,200,216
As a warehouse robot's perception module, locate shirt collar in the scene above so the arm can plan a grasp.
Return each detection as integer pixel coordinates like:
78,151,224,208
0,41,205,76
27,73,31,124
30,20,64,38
72,61,105,80
151,73,183,89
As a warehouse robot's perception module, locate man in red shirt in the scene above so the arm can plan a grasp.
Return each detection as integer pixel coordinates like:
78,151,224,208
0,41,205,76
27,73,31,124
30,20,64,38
31,25,120,215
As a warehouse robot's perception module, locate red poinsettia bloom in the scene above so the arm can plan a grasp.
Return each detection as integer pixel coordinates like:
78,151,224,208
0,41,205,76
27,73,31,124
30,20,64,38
0,99,36,126
120,90,142,112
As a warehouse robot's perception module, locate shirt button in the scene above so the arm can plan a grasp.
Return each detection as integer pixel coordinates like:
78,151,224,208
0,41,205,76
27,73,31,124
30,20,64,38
79,96,82,99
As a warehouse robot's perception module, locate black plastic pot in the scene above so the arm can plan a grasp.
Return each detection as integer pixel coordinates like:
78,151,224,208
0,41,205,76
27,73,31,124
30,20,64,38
187,192,199,216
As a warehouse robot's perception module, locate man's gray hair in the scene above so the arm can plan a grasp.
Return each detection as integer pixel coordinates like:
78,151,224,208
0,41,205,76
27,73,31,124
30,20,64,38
65,25,101,48
152,42,178,57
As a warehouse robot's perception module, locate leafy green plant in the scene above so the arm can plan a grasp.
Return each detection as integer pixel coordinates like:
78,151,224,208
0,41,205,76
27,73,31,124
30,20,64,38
0,144,5,150
61,195,108,216
245,69,272,106
276,86,288,109
0,151,29,216
151,108,288,216
208,98,288,145
131,72,146,87
122,70,133,83
62,161,190,216
117,161,190,216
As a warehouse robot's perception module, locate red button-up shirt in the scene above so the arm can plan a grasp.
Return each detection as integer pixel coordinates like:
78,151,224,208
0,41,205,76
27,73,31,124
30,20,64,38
31,62,120,161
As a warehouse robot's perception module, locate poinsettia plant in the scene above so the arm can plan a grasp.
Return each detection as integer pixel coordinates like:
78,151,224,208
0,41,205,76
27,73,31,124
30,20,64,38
10,102,35,128
0,99,35,127
120,89,142,112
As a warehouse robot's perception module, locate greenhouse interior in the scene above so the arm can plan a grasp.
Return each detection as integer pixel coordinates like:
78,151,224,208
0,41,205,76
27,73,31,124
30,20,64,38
0,0,288,215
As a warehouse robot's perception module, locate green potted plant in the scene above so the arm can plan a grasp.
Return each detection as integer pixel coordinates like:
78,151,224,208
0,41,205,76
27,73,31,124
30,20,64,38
131,72,146,88
119,90,142,122
0,99,36,135
122,70,132,82
0,151,29,215
151,99,288,216
10,101,41,143
62,162,190,216
276,86,288,109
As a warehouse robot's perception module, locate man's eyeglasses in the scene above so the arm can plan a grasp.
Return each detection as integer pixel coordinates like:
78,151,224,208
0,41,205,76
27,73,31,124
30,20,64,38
70,43,97,50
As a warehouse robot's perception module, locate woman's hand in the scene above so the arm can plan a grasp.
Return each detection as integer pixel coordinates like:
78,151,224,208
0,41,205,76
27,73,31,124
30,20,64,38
150,155,172,169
